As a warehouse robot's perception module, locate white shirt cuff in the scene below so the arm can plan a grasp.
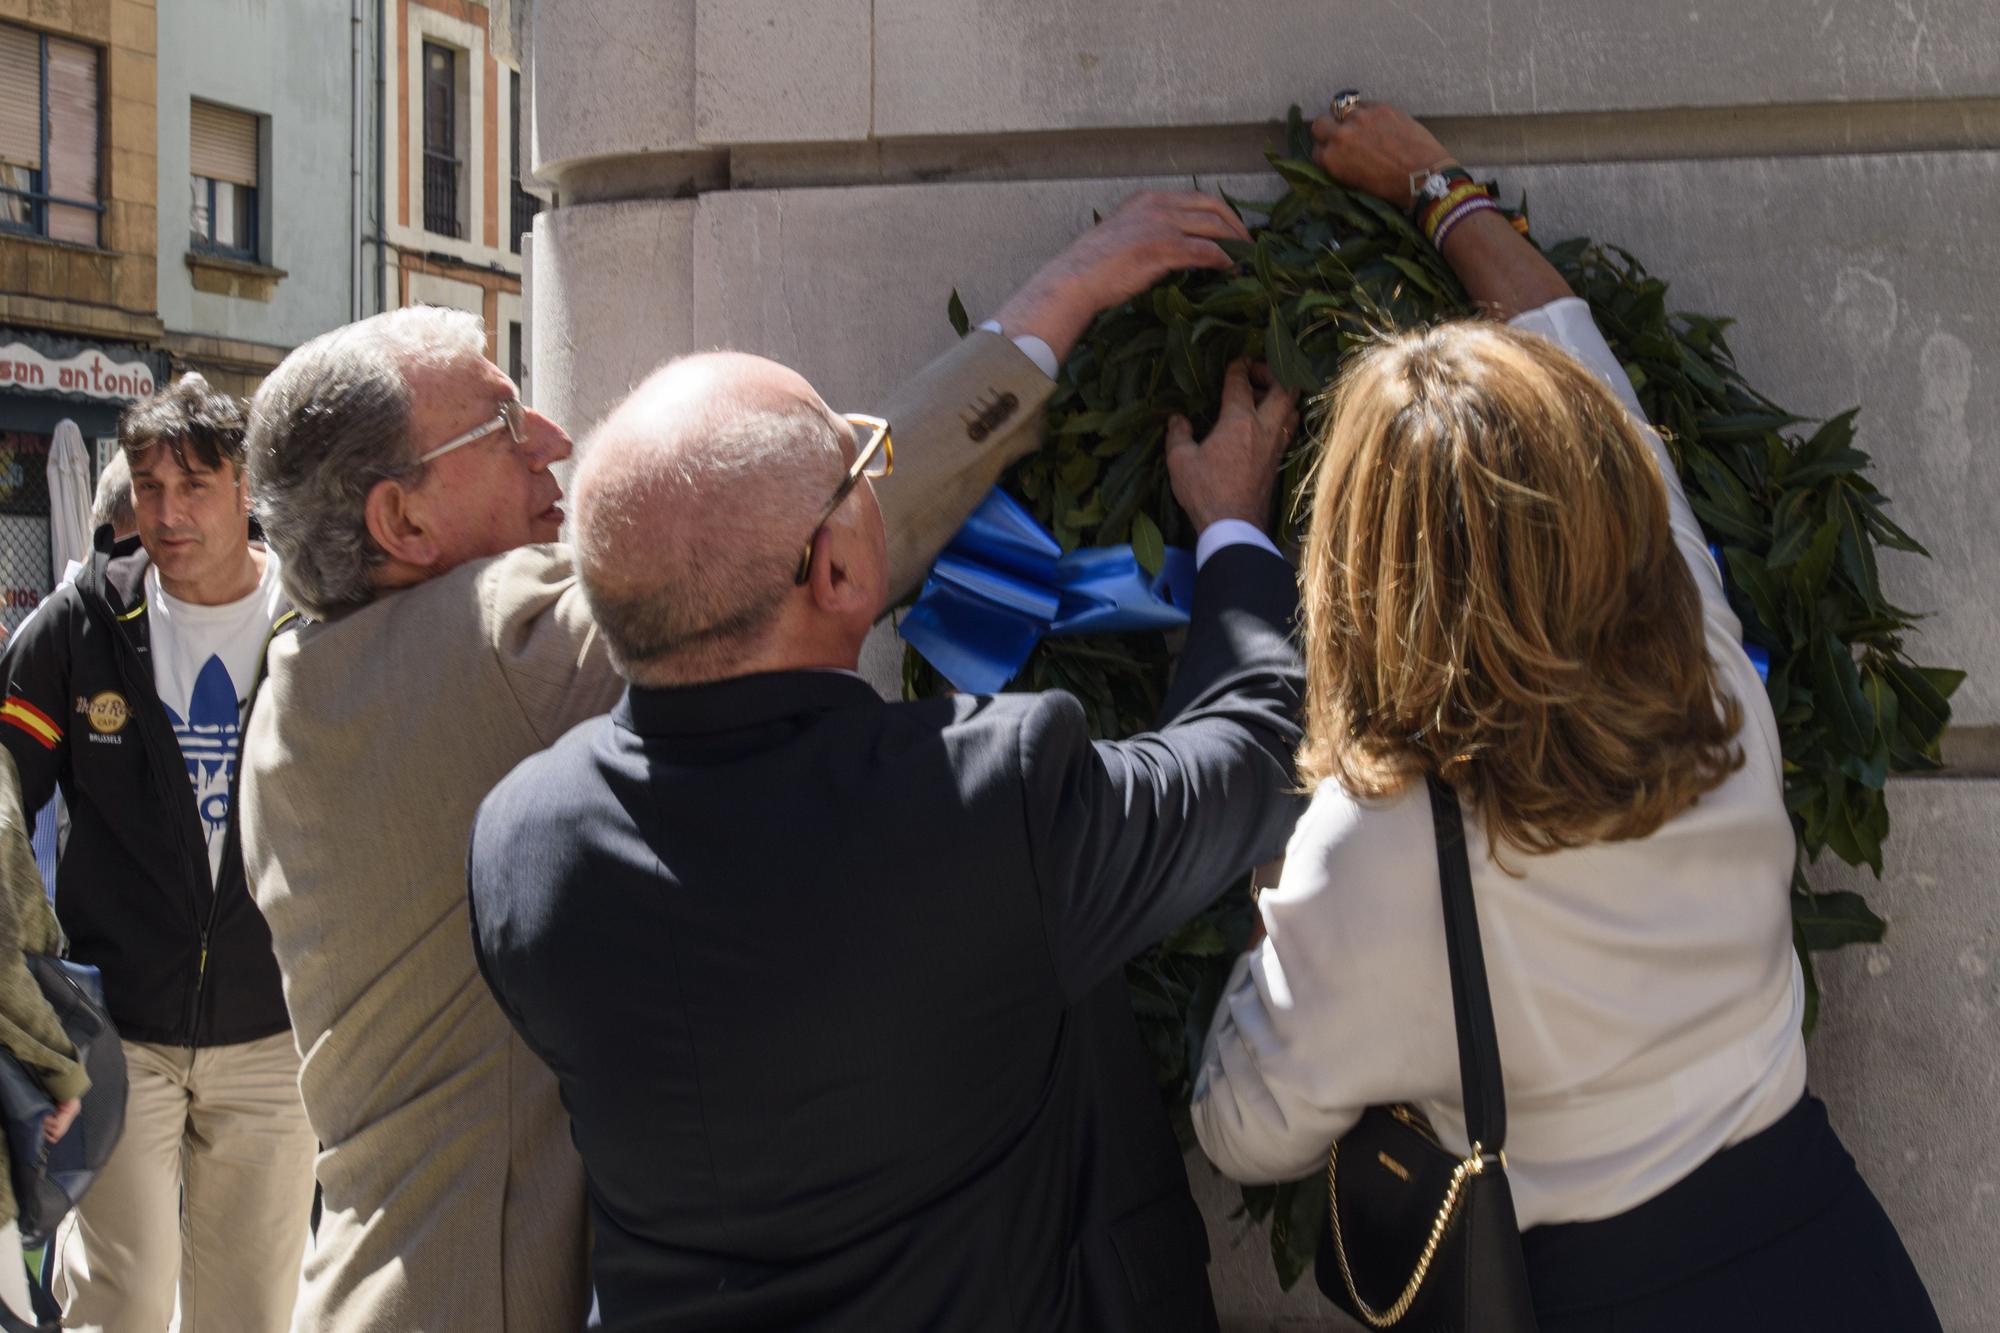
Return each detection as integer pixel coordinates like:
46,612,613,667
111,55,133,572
1195,519,1281,569
975,319,1058,380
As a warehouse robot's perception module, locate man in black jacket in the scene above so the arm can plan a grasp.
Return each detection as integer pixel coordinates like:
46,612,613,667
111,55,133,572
0,376,314,1332
468,351,1303,1331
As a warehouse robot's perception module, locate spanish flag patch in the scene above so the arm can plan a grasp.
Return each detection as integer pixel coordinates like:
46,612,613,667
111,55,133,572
0,697,61,750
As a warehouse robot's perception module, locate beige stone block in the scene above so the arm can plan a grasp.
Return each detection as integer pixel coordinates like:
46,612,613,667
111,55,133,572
186,260,233,298
67,0,107,40
14,241,52,298
64,251,115,305
0,242,24,293
102,199,154,256
693,0,870,145
106,44,153,101
870,0,2000,138
531,200,695,441
532,0,698,178
105,146,155,203
108,94,156,158
1812,780,2000,1333
112,253,153,311
107,0,148,53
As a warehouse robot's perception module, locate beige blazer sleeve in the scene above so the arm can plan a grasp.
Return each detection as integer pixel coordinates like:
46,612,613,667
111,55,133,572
875,329,1057,603
0,752,86,1102
478,545,629,748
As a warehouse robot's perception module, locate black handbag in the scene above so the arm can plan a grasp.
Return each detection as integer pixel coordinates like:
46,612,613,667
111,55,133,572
0,955,127,1247
1314,775,1539,1331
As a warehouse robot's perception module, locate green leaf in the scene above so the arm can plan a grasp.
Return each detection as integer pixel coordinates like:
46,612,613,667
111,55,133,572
1793,890,1888,952
1130,511,1167,578
1810,635,1874,754
1266,305,1318,394
1267,1173,1327,1290
946,288,970,338
1882,661,1955,743
1268,155,1333,190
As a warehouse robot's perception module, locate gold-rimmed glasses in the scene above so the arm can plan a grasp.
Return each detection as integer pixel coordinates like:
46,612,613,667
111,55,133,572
414,398,529,467
794,413,893,584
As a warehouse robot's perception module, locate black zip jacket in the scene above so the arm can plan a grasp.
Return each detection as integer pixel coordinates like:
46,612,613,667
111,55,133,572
0,528,293,1047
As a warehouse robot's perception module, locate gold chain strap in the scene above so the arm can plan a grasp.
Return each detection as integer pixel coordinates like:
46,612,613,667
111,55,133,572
1324,1134,1494,1328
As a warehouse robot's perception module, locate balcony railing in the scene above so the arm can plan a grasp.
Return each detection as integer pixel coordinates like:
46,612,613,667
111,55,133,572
423,150,461,239
510,180,540,254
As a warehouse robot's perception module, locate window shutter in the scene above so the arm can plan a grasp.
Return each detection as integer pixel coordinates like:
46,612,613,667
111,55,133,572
0,25,41,170
43,37,98,244
190,100,258,188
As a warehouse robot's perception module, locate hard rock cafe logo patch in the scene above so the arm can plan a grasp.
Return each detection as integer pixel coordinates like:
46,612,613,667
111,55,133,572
78,691,130,736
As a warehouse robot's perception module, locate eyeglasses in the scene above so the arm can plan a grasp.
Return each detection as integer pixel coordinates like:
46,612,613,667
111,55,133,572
794,413,893,585
414,398,528,467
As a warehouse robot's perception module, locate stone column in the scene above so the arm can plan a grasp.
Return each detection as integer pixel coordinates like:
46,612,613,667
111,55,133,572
527,3,2000,1325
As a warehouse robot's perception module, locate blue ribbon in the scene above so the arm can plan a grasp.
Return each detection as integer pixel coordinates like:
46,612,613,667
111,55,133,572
900,489,1194,694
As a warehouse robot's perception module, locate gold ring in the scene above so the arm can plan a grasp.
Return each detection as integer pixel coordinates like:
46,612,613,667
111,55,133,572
1332,90,1361,122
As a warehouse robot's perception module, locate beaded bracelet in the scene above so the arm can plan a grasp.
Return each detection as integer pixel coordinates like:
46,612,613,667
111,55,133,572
1414,179,1484,237
1428,192,1502,251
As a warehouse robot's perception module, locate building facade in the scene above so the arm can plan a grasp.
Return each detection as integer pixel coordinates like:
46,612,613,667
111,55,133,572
0,0,534,632
0,0,164,630
381,0,535,385
154,0,364,399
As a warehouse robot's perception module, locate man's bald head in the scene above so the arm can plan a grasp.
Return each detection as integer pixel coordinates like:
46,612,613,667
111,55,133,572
574,352,863,684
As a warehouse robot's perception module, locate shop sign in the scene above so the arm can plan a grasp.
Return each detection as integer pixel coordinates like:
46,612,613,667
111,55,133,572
0,341,157,403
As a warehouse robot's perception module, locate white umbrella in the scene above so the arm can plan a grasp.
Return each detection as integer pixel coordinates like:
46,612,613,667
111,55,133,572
47,418,93,585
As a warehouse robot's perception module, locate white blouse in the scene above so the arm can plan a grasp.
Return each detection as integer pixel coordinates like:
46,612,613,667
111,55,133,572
1190,298,1806,1228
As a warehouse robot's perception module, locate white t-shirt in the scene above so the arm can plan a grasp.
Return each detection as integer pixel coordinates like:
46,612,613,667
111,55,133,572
147,553,288,885
1190,298,1806,1228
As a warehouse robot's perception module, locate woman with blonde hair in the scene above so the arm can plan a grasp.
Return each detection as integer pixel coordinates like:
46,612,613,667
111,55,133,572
1190,99,1938,1329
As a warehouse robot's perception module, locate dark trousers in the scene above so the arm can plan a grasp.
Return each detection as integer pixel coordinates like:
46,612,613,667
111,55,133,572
1522,1095,1940,1332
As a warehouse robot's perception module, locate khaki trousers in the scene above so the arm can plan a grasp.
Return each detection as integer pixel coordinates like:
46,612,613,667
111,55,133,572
54,1033,316,1333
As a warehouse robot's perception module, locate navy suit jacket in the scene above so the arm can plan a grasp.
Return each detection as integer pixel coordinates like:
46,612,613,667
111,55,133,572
468,543,1305,1331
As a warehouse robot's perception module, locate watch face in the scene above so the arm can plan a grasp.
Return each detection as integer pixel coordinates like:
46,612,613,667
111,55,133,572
1422,174,1452,200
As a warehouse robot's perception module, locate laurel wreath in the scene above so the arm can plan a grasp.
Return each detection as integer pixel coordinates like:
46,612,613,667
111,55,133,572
911,107,1961,1286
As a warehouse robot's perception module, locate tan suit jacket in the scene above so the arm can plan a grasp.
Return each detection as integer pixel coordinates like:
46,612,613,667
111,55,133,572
239,330,1053,1332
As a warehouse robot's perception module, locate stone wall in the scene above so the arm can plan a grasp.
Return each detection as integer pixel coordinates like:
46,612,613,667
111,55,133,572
524,3,1998,1326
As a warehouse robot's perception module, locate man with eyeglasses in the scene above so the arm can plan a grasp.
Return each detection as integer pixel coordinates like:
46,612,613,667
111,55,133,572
237,189,1252,1333
464,328,1302,1328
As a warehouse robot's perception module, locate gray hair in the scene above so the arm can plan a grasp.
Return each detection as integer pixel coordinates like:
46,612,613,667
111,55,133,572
246,306,487,618
576,397,846,685
90,449,134,536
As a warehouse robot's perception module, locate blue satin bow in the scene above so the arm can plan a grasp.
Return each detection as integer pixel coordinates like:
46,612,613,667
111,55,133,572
899,489,1194,694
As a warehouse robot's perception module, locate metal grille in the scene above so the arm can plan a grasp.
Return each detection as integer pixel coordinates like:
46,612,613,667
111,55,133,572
423,150,461,238
0,432,54,636
510,180,538,254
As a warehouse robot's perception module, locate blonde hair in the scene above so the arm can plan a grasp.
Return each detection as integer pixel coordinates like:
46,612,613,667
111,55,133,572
1297,320,1743,859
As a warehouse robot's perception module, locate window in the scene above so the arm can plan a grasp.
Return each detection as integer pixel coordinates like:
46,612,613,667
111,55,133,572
509,69,538,255
189,100,260,260
0,22,102,245
422,41,461,239
507,320,523,388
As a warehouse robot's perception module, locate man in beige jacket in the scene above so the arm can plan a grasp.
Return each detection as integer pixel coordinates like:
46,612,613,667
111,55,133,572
237,189,1250,1332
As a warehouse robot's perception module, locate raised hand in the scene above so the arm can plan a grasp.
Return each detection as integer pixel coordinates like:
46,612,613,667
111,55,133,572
992,190,1251,363
1309,98,1456,208
1166,361,1299,533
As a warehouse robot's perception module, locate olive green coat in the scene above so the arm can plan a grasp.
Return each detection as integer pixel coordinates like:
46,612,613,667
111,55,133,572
0,750,89,1229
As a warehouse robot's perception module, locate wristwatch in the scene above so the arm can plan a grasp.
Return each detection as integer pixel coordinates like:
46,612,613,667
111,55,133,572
1408,163,1473,213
